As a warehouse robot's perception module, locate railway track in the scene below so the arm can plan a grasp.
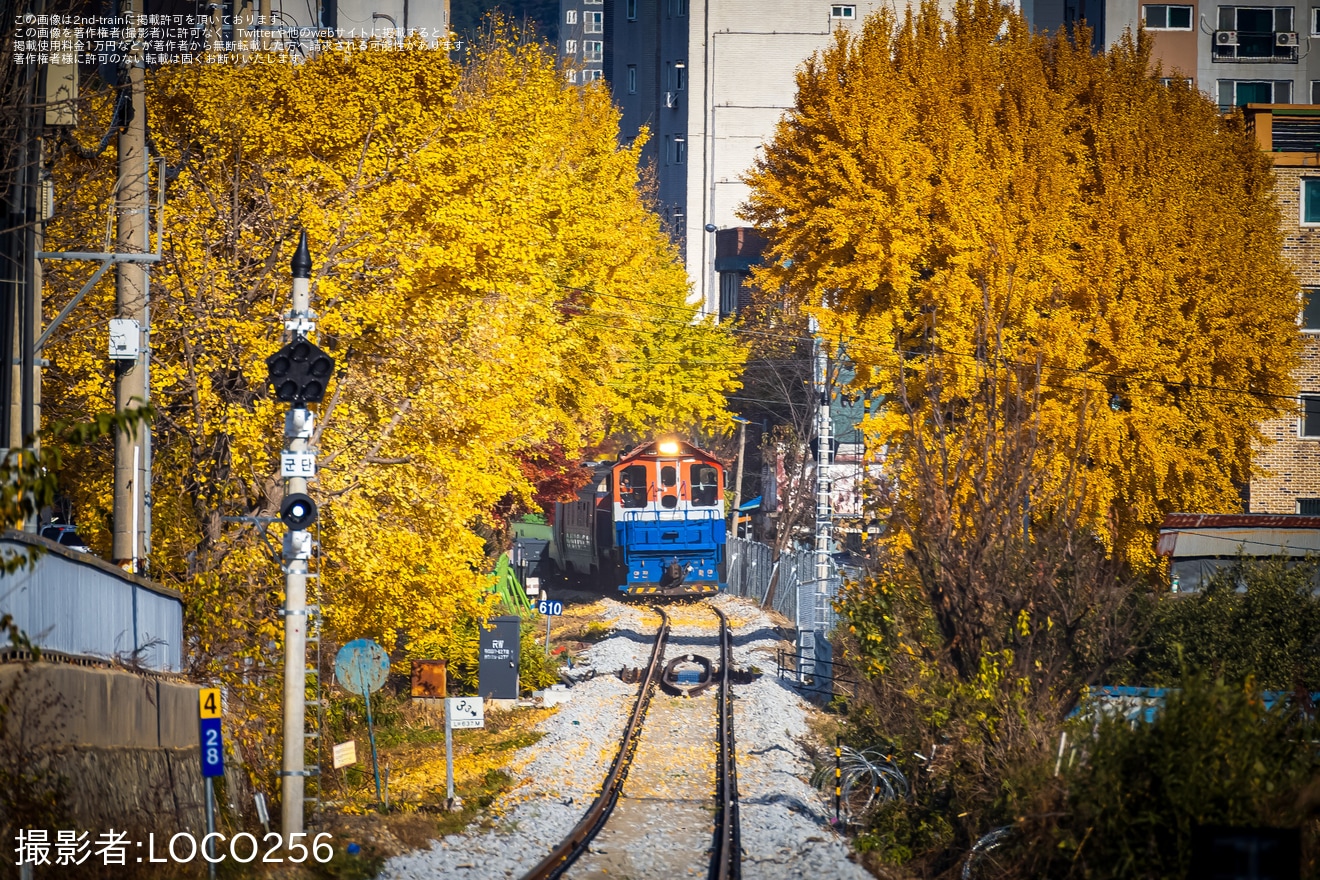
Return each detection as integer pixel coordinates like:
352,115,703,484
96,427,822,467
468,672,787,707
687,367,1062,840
520,601,741,880
710,604,742,880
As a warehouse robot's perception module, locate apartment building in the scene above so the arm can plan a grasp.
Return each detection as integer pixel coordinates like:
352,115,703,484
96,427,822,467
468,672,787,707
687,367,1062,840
1031,0,1320,108
209,0,448,49
319,0,448,37
560,0,606,84
1242,105,1320,514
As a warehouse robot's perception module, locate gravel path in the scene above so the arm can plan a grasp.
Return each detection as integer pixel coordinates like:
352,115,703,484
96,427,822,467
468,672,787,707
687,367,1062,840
378,595,869,880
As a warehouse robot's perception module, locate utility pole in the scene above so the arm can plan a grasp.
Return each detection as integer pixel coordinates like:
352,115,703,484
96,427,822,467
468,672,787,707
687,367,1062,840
729,416,747,539
801,315,831,681
17,38,40,464
4,0,43,475
111,0,150,571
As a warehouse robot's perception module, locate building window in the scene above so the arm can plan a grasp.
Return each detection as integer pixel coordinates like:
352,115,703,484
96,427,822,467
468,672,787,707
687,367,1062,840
1313,6,1320,31
565,39,577,54
831,4,857,18
628,64,637,93
719,272,742,317
1302,393,1320,437
669,0,688,15
1304,288,1320,331
670,134,686,164
584,10,603,32
1217,78,1291,109
1303,179,1320,224
669,61,686,90
567,69,578,83
565,9,577,24
1214,7,1298,60
583,40,603,61
584,69,603,82
1312,79,1320,102
1300,498,1320,514
1159,76,1194,86
628,0,638,19
1143,4,1194,27
583,0,602,4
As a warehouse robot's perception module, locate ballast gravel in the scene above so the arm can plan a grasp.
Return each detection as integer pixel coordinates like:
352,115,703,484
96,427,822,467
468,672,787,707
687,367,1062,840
377,595,869,880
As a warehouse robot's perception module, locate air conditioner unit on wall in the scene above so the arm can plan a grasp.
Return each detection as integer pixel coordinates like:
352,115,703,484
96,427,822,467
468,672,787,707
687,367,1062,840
1278,31,1300,46
1217,29,1239,45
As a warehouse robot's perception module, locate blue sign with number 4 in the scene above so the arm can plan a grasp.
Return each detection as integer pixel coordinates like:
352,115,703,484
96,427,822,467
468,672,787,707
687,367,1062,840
538,599,563,616
200,717,225,777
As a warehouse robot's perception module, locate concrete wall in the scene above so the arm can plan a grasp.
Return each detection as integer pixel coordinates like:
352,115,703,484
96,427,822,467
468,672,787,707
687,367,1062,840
682,0,896,313
0,663,214,836
608,0,960,312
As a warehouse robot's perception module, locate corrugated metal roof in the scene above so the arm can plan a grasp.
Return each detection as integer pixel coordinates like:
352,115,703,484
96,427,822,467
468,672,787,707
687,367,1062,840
1160,513,1320,530
1157,528,1320,558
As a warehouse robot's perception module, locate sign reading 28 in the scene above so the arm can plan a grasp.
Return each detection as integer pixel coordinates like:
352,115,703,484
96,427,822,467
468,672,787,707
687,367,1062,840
199,688,225,778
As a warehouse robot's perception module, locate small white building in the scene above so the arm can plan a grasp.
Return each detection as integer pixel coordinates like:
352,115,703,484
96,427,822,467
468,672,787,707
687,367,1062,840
1156,513,1320,591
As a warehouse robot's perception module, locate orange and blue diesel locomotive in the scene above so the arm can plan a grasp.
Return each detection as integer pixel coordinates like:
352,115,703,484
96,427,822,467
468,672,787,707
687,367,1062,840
548,438,726,597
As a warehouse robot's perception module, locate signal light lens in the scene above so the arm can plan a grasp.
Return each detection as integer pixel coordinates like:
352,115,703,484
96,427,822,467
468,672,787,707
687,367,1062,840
265,334,336,404
280,492,319,530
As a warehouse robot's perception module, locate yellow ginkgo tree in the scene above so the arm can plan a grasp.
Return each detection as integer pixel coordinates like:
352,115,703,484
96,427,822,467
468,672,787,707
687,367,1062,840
42,33,744,777
744,2,1299,568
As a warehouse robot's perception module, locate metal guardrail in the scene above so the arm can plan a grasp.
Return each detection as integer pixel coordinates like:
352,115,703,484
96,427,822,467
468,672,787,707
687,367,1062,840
775,648,856,697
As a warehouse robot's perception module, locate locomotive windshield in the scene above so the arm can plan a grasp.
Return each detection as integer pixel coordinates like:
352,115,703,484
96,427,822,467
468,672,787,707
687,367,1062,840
619,464,648,508
691,464,720,506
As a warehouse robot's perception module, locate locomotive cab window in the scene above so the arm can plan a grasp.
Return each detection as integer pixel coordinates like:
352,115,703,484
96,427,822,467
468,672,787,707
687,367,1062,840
661,465,677,487
691,464,720,506
619,465,648,508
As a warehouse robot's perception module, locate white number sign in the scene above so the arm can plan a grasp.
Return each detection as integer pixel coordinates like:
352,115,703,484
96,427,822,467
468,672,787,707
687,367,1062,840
538,599,564,616
447,697,485,730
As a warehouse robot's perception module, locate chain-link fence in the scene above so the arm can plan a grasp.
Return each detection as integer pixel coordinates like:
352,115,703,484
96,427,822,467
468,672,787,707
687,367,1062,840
725,536,842,633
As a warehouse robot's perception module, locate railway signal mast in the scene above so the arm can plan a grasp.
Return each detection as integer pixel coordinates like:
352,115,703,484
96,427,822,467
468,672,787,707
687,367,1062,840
268,232,334,842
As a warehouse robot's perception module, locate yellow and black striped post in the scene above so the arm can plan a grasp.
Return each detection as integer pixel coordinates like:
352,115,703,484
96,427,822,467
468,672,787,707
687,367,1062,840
835,736,842,824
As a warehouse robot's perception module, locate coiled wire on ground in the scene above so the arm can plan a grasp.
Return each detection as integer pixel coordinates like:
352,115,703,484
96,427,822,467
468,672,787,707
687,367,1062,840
961,826,1013,880
811,745,909,821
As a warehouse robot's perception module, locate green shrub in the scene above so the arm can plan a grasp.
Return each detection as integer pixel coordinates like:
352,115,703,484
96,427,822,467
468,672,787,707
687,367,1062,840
1124,556,1320,690
1037,673,1320,879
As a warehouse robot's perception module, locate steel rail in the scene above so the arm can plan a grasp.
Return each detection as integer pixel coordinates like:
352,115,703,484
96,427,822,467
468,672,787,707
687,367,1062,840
710,605,742,880
520,607,671,880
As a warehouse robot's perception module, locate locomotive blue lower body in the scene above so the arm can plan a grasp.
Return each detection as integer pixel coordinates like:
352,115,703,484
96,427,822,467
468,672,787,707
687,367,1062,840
614,514,726,597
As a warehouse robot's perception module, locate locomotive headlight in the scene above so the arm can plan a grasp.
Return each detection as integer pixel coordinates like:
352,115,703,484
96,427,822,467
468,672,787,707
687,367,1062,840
658,440,680,454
